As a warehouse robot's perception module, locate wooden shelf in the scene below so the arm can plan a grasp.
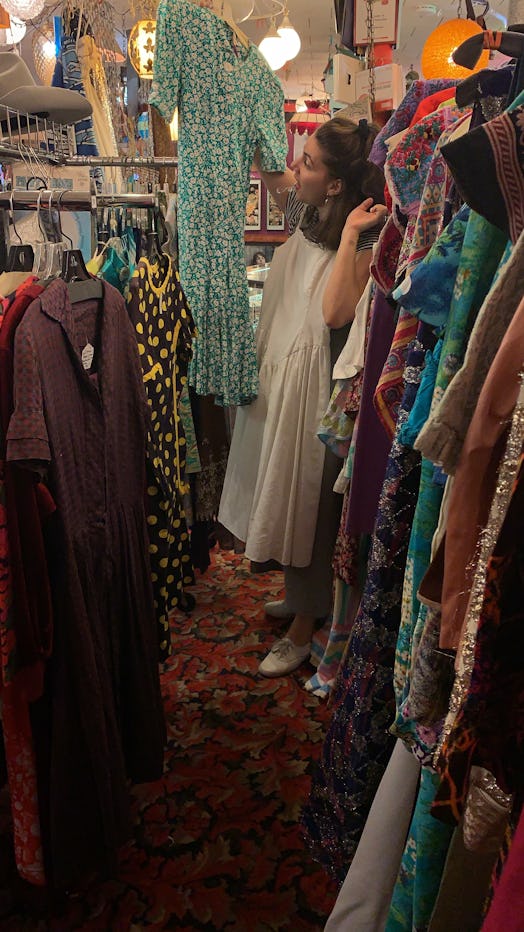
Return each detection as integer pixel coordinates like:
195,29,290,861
245,231,287,244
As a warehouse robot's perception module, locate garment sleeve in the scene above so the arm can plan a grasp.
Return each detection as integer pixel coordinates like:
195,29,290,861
6,315,51,464
254,57,288,172
149,0,181,122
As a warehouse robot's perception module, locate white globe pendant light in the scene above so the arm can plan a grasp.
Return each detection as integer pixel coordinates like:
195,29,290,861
258,20,288,71
277,12,300,61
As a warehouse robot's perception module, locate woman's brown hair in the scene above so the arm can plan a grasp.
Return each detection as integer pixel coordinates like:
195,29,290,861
303,116,385,251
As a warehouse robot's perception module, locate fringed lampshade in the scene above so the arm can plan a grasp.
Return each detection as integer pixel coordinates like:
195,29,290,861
289,100,329,135
421,18,489,80
128,18,156,80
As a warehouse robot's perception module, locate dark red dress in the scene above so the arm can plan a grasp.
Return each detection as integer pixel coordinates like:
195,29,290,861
6,278,165,888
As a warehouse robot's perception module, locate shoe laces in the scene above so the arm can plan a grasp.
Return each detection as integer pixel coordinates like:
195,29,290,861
271,638,297,658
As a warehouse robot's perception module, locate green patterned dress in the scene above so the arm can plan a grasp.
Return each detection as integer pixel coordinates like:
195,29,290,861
151,0,288,405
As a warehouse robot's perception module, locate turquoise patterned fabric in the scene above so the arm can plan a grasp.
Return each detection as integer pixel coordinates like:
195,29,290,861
398,343,441,449
151,0,288,405
386,767,453,932
392,205,470,332
393,210,508,761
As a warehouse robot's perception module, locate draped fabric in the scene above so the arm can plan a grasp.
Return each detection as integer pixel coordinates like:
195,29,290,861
302,325,435,881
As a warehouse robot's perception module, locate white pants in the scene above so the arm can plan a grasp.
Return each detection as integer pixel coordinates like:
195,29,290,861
324,740,420,932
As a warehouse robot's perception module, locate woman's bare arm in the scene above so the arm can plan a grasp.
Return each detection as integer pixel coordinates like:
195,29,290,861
323,199,387,329
252,149,296,212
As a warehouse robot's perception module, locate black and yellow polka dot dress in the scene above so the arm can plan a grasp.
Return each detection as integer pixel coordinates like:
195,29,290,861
128,254,196,658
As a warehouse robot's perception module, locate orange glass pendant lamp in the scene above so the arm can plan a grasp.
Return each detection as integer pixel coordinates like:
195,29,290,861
421,18,489,80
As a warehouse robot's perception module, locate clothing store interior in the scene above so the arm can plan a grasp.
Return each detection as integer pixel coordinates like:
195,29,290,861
0,0,523,927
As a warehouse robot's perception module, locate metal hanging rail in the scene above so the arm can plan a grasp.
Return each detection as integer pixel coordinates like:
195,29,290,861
0,106,178,168
0,190,159,210
63,156,178,168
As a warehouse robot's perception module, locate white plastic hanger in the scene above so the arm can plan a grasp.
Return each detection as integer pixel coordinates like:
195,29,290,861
219,1,250,48
192,0,250,48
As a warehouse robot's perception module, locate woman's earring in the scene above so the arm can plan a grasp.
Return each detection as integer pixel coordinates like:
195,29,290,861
324,195,330,206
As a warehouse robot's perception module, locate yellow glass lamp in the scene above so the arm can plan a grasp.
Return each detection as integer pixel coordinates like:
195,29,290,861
128,18,156,80
421,18,489,81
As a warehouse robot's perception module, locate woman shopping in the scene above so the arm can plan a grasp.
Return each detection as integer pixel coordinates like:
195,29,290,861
219,116,387,677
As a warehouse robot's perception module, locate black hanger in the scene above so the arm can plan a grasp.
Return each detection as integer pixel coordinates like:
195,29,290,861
5,191,34,272
453,29,524,105
7,243,35,272
54,191,103,301
146,204,163,262
453,29,524,70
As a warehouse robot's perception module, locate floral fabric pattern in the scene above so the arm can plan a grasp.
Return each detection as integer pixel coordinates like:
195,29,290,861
392,205,469,332
151,0,287,405
369,79,459,170
386,106,463,279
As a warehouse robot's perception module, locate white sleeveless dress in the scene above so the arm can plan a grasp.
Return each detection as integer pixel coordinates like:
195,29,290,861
218,229,336,567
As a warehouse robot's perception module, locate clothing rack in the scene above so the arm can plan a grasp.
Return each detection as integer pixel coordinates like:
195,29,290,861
63,156,178,168
0,190,159,210
0,189,167,259
0,105,178,168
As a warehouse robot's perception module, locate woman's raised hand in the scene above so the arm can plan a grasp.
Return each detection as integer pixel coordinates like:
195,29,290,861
342,198,388,239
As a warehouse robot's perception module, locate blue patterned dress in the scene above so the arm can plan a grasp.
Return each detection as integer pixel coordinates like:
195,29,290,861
151,0,288,405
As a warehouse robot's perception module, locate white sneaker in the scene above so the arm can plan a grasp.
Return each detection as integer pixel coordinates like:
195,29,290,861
264,600,294,619
258,637,311,677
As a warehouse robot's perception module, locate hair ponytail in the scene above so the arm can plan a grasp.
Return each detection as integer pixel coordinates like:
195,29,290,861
309,116,385,251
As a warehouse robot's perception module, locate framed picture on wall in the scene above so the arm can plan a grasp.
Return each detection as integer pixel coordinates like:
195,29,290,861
266,190,285,231
245,179,261,231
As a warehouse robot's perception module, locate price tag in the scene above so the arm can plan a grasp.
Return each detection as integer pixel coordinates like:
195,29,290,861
82,342,94,370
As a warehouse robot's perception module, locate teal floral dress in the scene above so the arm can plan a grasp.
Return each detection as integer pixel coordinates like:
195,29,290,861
151,0,288,406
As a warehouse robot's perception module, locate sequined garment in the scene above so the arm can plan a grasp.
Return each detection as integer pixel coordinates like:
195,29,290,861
433,400,524,825
301,327,434,881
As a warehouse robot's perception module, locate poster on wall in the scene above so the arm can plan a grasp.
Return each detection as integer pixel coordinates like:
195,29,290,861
353,0,399,46
245,179,261,231
266,190,285,231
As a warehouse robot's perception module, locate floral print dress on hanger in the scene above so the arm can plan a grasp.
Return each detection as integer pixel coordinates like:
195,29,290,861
151,0,288,406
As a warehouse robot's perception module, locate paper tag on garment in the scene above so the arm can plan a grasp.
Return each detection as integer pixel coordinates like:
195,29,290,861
81,342,94,370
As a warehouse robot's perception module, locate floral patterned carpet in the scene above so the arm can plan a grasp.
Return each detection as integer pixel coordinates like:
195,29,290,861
1,550,337,931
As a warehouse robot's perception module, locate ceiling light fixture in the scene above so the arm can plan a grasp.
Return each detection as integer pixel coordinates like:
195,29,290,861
277,10,300,61
421,17,489,79
2,0,44,20
258,19,288,71
128,18,156,80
